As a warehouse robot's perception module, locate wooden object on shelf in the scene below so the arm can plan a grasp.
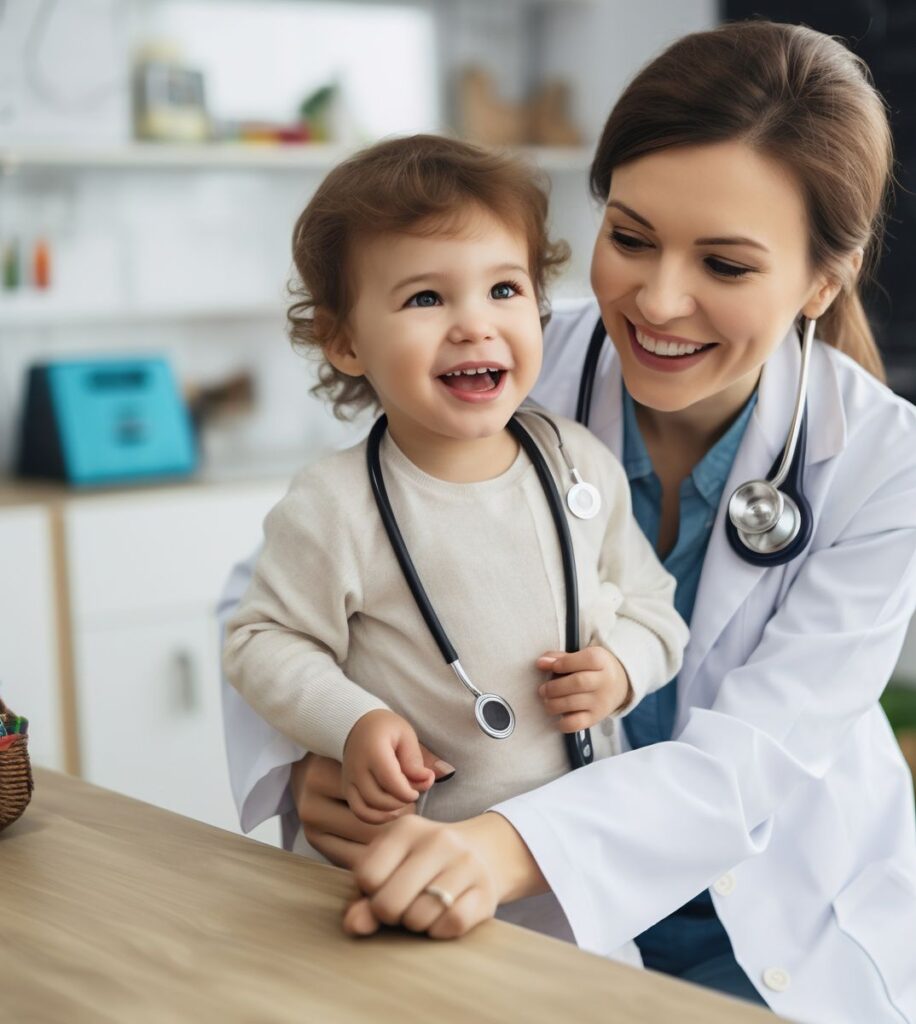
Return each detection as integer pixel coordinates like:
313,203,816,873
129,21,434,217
457,66,582,149
1,769,772,1023
530,80,583,147
458,67,529,146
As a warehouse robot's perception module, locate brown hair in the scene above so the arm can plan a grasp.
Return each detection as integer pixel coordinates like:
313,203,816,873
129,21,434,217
590,20,893,380
288,134,569,418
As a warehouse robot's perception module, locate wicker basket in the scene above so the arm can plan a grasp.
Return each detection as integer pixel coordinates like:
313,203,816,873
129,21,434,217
0,699,33,832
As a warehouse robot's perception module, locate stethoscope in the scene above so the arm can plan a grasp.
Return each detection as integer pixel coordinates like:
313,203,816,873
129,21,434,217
366,315,814,771
367,413,598,769
576,316,815,567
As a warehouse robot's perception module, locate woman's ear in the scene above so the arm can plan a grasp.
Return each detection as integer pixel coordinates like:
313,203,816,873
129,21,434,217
802,248,864,320
802,277,842,320
316,309,365,377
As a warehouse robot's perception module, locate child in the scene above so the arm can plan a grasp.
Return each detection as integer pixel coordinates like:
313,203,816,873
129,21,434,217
224,134,687,855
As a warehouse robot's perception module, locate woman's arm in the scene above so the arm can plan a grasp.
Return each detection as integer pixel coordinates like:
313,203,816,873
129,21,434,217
346,452,916,947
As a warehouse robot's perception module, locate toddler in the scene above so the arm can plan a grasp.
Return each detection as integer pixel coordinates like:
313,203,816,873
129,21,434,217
224,135,687,904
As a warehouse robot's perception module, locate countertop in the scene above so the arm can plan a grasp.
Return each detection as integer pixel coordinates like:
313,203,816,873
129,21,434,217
1,770,773,1023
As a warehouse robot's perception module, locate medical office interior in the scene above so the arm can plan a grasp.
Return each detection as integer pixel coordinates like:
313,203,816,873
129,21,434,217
1,0,915,854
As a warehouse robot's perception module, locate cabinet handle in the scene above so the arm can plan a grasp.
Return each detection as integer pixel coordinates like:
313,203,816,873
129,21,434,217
172,649,199,713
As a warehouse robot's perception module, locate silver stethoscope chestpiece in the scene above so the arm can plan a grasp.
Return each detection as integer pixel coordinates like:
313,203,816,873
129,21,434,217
474,693,515,739
728,480,784,535
728,479,802,555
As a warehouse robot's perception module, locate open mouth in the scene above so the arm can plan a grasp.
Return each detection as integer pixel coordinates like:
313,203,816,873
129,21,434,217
626,319,714,368
438,366,505,395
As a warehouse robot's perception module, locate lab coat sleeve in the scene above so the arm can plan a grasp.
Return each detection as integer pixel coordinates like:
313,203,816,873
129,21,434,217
587,447,688,712
492,461,916,956
222,478,391,765
218,547,303,835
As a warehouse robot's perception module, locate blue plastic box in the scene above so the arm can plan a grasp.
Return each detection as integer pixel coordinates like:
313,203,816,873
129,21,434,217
16,357,198,486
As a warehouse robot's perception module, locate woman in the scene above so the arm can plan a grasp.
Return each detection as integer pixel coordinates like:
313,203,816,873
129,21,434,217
220,22,916,1022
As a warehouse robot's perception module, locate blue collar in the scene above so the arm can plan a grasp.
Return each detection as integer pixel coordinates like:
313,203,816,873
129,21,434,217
622,386,758,507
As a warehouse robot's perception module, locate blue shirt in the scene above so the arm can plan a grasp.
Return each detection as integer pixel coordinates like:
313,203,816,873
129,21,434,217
621,384,758,974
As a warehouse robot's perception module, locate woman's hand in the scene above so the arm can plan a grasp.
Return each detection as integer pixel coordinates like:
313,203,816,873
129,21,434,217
343,812,547,939
290,747,455,870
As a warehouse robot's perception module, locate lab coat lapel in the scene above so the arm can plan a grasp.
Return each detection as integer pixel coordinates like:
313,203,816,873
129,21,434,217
675,332,803,698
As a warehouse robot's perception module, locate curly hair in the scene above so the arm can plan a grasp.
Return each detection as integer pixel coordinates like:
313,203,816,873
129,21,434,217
287,134,569,418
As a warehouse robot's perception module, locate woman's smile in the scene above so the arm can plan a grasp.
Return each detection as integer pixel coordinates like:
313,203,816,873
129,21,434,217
626,318,715,373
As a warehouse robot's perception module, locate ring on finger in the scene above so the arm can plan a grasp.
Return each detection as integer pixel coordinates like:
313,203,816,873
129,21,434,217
423,884,455,910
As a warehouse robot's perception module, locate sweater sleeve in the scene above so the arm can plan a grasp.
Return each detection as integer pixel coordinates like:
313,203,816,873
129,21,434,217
222,469,390,761
587,451,689,712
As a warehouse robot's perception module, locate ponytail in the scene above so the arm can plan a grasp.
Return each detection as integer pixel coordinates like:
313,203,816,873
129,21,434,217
819,288,886,383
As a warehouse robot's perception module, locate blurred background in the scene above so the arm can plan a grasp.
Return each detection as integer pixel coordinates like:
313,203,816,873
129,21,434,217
1,0,914,845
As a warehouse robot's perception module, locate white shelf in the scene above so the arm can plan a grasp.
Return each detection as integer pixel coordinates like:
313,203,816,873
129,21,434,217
0,143,350,173
0,296,285,328
0,142,592,174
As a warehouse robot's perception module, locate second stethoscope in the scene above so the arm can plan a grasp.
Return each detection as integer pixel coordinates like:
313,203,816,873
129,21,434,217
576,315,815,566
367,412,597,769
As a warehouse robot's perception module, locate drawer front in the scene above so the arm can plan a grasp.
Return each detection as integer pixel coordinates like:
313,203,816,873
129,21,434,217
66,482,286,623
75,612,240,831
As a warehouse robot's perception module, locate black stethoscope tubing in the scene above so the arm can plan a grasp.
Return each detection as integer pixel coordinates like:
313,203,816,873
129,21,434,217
367,414,595,769
576,316,813,567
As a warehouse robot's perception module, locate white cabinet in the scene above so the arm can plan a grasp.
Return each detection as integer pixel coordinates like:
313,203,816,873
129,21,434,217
65,481,287,844
75,613,235,829
0,504,63,770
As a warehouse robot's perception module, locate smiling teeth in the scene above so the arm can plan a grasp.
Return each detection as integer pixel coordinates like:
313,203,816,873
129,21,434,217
442,367,500,376
634,328,704,357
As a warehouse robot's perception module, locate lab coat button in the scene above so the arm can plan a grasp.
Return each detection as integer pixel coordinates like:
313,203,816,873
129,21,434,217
712,872,736,896
762,967,791,993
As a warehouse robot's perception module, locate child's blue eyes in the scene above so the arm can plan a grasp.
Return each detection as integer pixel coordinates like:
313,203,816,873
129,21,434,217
490,281,519,299
403,281,521,308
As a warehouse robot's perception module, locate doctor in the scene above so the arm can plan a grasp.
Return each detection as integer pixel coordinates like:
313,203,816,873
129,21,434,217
220,21,916,1022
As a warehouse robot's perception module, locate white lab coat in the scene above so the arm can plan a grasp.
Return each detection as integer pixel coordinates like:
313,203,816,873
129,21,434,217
219,298,916,1023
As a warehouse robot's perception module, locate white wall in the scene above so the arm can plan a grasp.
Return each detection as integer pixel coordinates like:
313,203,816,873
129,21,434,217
0,0,717,477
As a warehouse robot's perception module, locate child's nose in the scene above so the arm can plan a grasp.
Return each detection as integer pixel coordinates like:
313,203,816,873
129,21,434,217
445,313,497,344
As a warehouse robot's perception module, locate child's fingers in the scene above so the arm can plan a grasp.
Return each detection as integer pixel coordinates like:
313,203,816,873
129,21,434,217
538,671,599,701
536,649,606,675
371,749,421,804
346,784,404,825
557,711,599,734
396,732,437,791
542,692,597,717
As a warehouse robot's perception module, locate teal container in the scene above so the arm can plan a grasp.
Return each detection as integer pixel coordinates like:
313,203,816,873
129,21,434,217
17,357,197,486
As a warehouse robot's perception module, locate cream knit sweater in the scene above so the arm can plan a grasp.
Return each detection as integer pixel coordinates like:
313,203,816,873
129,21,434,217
224,412,688,822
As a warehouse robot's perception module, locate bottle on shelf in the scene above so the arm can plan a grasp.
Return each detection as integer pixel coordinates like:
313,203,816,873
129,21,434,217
2,238,20,291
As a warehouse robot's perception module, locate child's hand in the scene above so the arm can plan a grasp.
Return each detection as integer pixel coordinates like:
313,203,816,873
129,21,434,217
535,647,633,733
342,710,437,824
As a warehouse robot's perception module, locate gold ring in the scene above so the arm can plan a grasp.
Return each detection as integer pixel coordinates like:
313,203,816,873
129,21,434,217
423,884,455,910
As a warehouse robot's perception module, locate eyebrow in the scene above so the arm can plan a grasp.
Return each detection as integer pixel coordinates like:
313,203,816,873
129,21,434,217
606,200,770,253
390,263,531,294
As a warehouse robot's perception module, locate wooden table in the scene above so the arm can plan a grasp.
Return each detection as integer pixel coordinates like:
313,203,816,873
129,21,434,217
2,771,773,1023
